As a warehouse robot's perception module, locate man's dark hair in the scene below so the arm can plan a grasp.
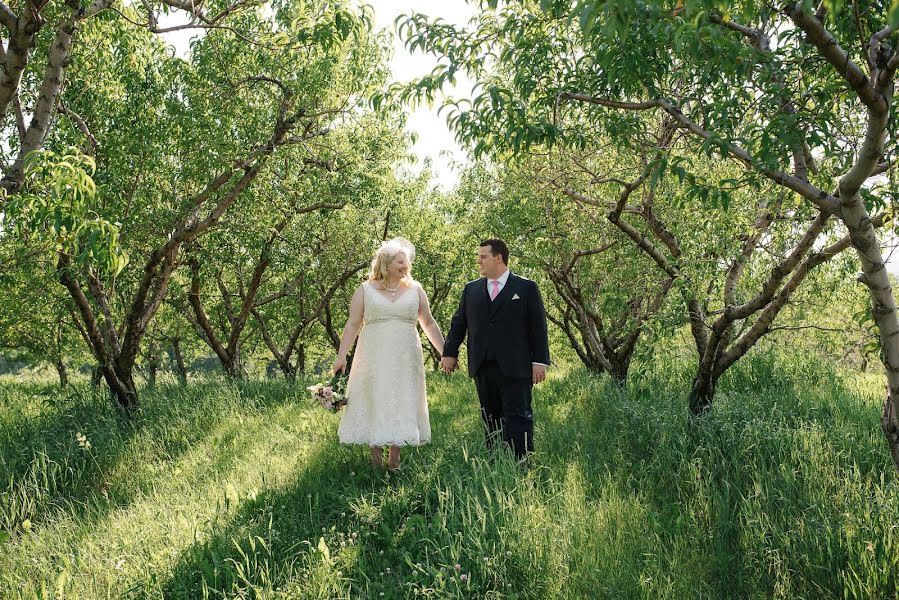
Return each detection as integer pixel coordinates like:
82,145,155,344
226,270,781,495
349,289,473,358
480,238,509,264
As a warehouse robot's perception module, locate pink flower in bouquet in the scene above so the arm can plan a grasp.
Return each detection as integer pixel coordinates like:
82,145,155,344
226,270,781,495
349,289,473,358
309,377,347,412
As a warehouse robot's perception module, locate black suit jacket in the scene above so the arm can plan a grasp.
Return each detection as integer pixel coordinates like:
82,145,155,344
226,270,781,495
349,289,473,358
443,273,550,379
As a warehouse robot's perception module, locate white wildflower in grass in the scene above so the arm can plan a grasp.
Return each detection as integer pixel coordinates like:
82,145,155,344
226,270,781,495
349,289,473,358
75,432,91,450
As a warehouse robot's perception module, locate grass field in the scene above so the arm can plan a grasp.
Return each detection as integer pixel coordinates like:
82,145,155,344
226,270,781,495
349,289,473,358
1,351,898,598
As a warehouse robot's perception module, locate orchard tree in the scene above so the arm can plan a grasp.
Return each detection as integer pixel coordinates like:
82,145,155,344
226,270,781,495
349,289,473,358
3,2,394,411
181,109,408,379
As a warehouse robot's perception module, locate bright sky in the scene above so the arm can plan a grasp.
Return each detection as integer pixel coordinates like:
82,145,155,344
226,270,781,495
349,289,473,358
159,0,474,191
369,0,475,190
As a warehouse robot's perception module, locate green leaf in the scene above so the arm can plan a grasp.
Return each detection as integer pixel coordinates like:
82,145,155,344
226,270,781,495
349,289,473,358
579,3,597,34
890,0,899,27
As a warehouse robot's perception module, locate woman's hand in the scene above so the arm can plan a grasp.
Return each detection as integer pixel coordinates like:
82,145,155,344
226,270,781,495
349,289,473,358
332,356,347,374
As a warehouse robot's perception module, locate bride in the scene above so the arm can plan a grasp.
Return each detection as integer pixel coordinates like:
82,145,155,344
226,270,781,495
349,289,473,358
331,237,445,471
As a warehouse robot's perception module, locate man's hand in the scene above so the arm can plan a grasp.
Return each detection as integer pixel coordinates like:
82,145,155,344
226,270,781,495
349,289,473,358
440,356,458,374
532,364,546,385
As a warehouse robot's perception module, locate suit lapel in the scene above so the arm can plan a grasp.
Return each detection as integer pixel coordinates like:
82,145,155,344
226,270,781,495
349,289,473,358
489,273,517,316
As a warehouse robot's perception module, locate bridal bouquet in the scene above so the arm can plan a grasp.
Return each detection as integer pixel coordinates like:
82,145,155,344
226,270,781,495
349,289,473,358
309,372,347,412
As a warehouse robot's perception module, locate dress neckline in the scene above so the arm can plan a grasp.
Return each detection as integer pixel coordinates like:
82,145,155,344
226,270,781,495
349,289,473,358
367,281,415,304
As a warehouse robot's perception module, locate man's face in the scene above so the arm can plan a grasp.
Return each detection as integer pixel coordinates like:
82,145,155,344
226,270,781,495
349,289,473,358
477,245,504,279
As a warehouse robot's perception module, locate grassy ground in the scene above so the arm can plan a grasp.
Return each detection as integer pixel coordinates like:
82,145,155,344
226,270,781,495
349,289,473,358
1,352,898,599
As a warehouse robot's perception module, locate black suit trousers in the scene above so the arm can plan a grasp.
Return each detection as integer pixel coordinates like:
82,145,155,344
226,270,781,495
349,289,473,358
474,361,533,458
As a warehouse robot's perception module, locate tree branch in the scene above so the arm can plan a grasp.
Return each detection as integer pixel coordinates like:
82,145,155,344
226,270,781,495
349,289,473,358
57,97,98,154
784,2,884,109
558,92,842,215
0,1,18,30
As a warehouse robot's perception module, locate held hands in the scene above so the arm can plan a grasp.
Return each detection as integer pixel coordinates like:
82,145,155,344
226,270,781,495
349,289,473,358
440,356,458,374
332,356,347,375
532,364,546,385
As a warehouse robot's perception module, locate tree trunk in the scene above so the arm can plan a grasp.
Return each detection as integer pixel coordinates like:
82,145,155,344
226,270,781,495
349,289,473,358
688,373,715,416
113,370,138,413
276,344,305,380
91,365,102,387
147,358,158,388
54,359,68,387
278,359,296,380
222,349,246,380
296,343,306,374
607,358,629,386
171,337,187,385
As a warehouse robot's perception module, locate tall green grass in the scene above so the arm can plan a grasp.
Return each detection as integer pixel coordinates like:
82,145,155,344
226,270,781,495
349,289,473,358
1,351,897,598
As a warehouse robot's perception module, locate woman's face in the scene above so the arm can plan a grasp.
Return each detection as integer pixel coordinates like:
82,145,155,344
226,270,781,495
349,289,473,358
387,251,410,281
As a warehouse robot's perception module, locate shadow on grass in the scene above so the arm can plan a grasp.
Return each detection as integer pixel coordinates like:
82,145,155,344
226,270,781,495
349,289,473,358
535,350,895,598
153,373,514,599
0,378,309,535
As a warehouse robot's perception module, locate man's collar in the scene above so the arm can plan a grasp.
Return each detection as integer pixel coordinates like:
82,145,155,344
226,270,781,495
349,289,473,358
490,269,511,285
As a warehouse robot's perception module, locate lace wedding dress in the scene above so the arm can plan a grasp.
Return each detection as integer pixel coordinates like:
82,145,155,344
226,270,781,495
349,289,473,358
337,282,431,446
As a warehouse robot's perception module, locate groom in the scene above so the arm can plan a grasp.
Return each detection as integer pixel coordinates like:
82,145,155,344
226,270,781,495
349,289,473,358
441,239,550,459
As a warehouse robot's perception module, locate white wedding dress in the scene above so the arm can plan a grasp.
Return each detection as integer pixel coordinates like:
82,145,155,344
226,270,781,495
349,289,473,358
337,282,431,446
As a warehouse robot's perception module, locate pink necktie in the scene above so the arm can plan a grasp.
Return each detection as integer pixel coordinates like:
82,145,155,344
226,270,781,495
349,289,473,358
490,279,500,300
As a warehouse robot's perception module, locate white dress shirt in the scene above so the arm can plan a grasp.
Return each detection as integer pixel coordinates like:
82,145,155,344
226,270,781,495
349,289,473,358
489,269,547,367
487,269,511,298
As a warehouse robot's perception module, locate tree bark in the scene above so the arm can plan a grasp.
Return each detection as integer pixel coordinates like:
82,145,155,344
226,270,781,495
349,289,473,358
0,2,43,132
145,340,160,388
54,359,68,387
296,343,305,375
2,0,114,192
171,337,187,385
688,373,715,416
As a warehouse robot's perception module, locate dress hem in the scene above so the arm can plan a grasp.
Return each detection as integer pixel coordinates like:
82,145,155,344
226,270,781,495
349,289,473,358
339,437,431,447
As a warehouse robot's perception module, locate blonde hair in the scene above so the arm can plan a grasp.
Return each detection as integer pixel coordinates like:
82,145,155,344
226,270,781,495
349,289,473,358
368,237,416,284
